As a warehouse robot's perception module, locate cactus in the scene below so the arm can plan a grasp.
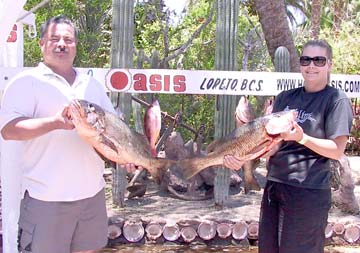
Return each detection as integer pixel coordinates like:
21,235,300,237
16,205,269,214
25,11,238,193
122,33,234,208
214,0,240,206
151,50,160,69
133,49,146,134
274,46,290,72
110,0,135,207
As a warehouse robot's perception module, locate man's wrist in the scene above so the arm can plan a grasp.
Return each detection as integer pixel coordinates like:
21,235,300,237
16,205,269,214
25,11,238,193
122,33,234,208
298,134,308,145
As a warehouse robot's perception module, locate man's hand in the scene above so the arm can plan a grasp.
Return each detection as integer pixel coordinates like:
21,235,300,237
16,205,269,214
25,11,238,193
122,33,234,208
1,105,75,141
55,106,75,130
119,163,143,173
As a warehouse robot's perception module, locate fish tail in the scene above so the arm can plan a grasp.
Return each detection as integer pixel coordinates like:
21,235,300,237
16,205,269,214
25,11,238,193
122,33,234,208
178,158,204,180
149,159,176,184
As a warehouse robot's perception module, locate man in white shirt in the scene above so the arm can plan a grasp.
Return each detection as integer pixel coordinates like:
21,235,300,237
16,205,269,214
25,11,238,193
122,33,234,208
0,15,127,253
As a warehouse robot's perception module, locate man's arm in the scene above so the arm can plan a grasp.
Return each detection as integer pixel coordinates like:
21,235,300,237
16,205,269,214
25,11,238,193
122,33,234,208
1,107,74,141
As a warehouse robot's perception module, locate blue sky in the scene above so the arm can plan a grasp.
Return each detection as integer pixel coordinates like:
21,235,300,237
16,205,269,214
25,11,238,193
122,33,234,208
164,0,186,13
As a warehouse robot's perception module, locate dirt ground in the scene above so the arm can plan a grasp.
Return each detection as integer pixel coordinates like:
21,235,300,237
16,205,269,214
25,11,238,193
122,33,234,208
106,159,268,224
106,157,360,223
105,156,360,247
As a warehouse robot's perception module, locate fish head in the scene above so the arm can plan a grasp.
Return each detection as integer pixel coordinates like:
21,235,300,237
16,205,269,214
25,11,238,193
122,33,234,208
235,96,255,126
264,110,298,135
69,99,106,137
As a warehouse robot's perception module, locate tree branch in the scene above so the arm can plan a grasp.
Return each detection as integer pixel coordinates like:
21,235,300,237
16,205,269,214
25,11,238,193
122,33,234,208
161,0,216,65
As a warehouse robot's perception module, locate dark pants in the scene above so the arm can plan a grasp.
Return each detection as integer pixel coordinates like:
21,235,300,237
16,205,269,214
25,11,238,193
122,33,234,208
258,181,331,253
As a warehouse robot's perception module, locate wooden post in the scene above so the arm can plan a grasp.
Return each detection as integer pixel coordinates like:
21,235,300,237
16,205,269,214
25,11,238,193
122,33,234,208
213,0,239,206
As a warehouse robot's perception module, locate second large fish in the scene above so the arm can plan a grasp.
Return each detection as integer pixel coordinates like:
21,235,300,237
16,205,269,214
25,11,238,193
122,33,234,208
180,110,298,179
69,99,174,182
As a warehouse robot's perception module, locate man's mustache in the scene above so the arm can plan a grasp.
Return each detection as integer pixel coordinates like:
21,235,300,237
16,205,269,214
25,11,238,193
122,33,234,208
54,47,68,53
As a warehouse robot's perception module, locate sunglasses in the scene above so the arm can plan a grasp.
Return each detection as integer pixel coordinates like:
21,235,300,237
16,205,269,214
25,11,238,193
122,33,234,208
299,56,328,67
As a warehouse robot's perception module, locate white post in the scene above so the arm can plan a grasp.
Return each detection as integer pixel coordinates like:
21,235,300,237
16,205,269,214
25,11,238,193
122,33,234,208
0,1,34,252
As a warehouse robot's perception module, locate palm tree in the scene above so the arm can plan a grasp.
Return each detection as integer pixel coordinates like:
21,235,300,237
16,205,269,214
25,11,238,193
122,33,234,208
311,0,323,39
333,0,348,33
254,0,300,72
295,0,355,35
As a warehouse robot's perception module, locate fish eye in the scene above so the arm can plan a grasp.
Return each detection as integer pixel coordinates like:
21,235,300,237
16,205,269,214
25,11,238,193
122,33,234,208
88,104,96,112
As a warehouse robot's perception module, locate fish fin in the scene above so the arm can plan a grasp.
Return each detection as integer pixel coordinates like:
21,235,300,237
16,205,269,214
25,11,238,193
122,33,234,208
90,135,120,163
206,136,232,153
132,130,152,155
100,135,119,153
242,160,261,194
206,139,222,153
240,140,273,161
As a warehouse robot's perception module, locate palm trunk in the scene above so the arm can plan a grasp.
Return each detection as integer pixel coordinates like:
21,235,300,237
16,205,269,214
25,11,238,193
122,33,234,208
333,0,346,34
311,0,323,39
254,0,299,72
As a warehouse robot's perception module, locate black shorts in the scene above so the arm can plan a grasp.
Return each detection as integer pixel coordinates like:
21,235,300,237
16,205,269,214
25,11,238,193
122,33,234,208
258,181,331,253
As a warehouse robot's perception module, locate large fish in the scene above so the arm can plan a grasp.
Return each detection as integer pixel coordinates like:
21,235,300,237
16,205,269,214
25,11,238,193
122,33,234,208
180,110,298,179
68,99,174,182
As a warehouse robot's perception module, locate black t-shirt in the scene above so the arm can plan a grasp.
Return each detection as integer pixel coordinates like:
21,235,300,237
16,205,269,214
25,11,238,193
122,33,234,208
267,85,353,189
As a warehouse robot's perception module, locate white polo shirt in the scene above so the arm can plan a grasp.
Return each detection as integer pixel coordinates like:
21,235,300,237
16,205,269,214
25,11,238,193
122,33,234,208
0,63,116,201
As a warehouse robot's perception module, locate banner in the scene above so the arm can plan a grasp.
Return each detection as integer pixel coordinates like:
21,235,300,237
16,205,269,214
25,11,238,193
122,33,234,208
1,67,360,98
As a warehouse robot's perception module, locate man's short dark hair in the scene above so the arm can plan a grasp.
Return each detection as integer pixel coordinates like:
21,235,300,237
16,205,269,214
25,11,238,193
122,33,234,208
40,15,78,41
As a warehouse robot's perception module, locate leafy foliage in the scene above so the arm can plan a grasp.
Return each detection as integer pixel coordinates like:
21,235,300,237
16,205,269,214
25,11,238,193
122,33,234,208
23,0,112,67
133,0,273,143
134,0,218,143
294,20,360,75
